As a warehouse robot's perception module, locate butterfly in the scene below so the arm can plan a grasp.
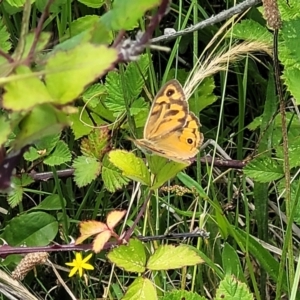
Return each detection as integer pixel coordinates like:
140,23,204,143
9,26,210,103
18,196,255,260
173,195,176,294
132,79,203,164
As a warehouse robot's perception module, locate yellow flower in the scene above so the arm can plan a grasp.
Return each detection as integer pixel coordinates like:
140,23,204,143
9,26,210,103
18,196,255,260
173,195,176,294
65,252,94,277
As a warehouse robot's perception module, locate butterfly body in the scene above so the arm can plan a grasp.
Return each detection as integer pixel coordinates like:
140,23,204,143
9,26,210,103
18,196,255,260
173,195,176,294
133,79,203,164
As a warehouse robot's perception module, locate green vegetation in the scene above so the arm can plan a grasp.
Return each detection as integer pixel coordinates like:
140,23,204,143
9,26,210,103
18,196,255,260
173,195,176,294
1,0,300,299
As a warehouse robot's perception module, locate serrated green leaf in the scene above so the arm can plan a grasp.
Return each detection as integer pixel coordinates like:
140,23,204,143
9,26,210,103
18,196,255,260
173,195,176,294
44,140,71,166
31,194,66,211
1,211,58,246
147,244,203,270
229,19,272,44
105,55,149,115
108,239,146,272
125,54,149,99
102,155,130,192
0,17,12,52
101,0,160,30
161,290,205,300
148,156,188,189
7,174,34,207
24,134,61,161
7,181,23,208
215,275,254,300
2,65,53,111
72,156,101,187
283,67,300,104
243,156,283,182
275,136,300,168
45,43,117,104
278,0,300,21
281,18,300,63
82,83,107,109
123,277,157,300
109,150,151,186
105,71,125,114
81,128,110,159
13,104,69,150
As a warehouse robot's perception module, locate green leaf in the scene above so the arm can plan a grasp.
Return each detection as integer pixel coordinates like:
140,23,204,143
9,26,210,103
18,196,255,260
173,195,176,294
232,227,289,293
101,0,161,30
45,43,117,104
102,155,130,192
229,19,272,44
215,275,254,300
105,55,149,115
5,0,33,7
108,239,146,273
222,243,246,282
90,19,114,45
1,211,58,246
161,290,205,300
109,150,151,186
7,174,34,207
283,67,300,104
275,136,300,168
281,18,300,64
2,65,53,111
147,245,203,270
72,156,101,187
35,0,67,13
105,71,124,114
82,83,107,109
13,32,51,60
2,1,23,14
13,104,69,150
0,115,11,145
44,140,72,166
177,172,208,199
24,134,60,161
31,194,66,211
69,108,105,140
189,77,217,114
125,54,149,99
78,0,105,8
243,156,283,182
80,128,111,159
122,277,157,300
0,17,12,52
130,97,148,116
7,179,23,207
63,15,99,39
148,156,188,189
278,0,300,21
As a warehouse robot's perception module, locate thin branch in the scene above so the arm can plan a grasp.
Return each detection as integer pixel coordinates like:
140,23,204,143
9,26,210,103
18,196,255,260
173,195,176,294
27,0,55,62
116,0,170,62
26,156,246,182
151,0,261,44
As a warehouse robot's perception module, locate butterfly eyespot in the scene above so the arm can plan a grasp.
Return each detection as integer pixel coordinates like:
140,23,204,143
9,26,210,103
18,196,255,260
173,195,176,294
166,88,175,97
187,138,194,144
